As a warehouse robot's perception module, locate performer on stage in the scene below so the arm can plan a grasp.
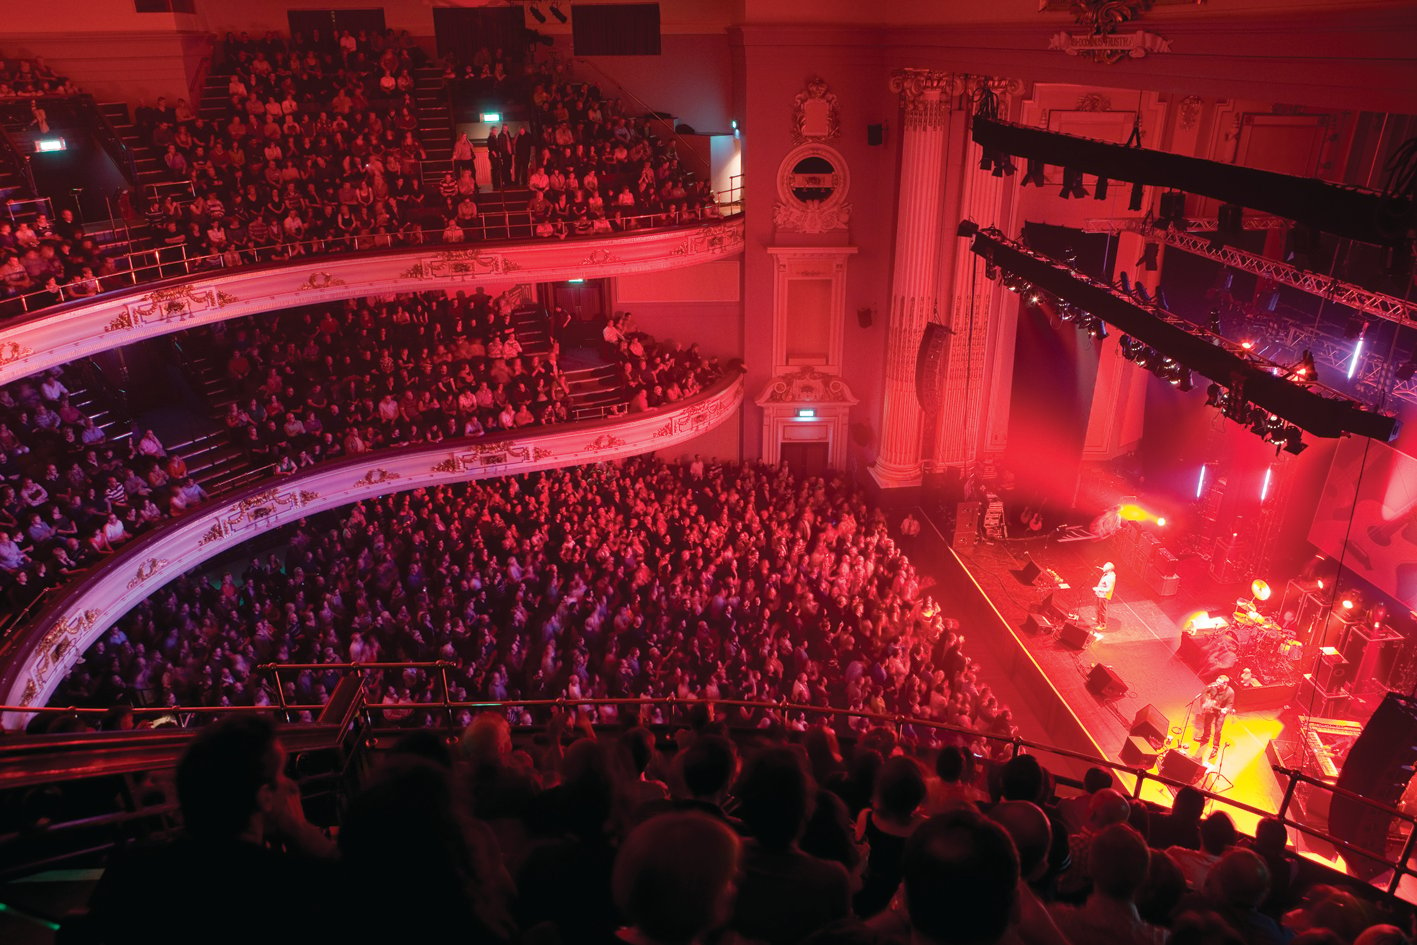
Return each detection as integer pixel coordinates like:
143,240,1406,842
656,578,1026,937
1193,674,1235,761
1092,561,1116,631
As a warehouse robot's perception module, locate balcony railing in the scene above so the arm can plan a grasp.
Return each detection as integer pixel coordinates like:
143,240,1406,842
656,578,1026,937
6,673,1415,902
0,195,743,321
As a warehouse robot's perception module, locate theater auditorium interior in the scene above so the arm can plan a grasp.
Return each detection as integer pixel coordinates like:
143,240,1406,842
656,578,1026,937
1,0,1417,940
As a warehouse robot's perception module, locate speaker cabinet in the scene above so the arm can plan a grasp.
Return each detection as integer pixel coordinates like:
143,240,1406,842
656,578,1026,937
915,323,951,414
1331,693,1417,879
1121,735,1160,768
1314,646,1349,692
1158,749,1206,786
1015,555,1042,585
1086,663,1127,699
1129,704,1170,748
1023,612,1054,635
1058,621,1092,650
952,502,980,553
867,123,885,146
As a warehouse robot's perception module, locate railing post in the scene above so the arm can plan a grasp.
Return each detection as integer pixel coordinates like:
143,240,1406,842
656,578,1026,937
1277,767,1302,822
439,662,454,728
269,665,291,723
1389,823,1417,897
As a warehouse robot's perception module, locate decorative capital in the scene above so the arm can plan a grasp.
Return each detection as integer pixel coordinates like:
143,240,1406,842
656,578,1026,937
890,69,957,128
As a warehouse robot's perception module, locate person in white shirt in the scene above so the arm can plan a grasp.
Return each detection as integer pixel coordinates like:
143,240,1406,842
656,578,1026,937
1092,561,1116,631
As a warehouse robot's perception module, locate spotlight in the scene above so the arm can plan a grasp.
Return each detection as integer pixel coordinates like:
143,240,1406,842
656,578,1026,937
1397,355,1417,381
1129,181,1144,212
1134,282,1153,305
1157,517,1167,527
1116,271,1132,295
1207,309,1222,334
1137,243,1160,272
1154,287,1170,311
1060,167,1088,199
1088,319,1108,340
985,264,1001,281
1172,370,1194,392
1158,191,1187,229
1292,350,1318,382
1342,599,1355,610
1205,383,1225,407
550,2,568,22
1093,176,1109,200
1022,158,1047,188
529,3,547,22
1280,426,1308,455
993,156,1017,177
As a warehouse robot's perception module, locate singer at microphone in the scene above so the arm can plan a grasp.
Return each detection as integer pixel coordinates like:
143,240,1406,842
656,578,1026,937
1091,561,1116,632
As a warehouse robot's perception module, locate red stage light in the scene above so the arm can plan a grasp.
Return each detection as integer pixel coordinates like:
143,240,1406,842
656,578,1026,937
1157,517,1167,527
1341,599,1355,609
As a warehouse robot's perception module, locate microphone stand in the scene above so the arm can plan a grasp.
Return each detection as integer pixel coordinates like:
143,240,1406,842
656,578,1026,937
1204,713,1236,794
1175,692,1201,751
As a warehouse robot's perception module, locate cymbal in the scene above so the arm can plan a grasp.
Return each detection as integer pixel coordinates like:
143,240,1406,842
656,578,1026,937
1251,578,1272,601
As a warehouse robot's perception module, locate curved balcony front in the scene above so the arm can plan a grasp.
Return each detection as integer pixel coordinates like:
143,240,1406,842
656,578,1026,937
0,217,744,386
0,368,745,722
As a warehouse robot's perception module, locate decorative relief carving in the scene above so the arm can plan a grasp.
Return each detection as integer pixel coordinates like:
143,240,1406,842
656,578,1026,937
890,69,957,129
354,468,402,487
0,341,34,366
126,557,171,590
583,433,627,453
1076,93,1113,111
581,248,622,266
792,76,841,144
197,486,321,546
670,222,743,258
295,271,348,292
756,366,860,405
108,285,238,333
772,201,852,234
401,249,521,281
1049,30,1171,62
29,609,100,693
428,442,555,475
1178,95,1203,130
649,396,732,440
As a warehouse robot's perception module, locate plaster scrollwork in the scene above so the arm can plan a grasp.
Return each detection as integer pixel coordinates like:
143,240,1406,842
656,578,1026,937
0,341,34,367
296,271,348,292
669,222,743,258
401,249,522,281
197,486,321,545
428,442,554,475
583,433,627,453
755,366,860,406
126,557,171,590
772,201,852,235
581,248,622,266
107,285,238,334
651,395,731,440
890,69,958,129
354,468,402,488
26,609,101,699
792,75,841,144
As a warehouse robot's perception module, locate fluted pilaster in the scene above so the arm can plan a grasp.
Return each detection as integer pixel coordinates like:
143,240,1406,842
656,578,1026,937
872,69,958,490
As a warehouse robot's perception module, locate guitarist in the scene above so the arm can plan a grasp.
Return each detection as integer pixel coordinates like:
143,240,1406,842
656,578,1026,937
1193,675,1235,762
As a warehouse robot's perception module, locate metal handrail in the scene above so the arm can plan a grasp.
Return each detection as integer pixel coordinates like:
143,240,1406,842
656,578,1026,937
0,123,36,195
0,199,742,319
81,94,139,185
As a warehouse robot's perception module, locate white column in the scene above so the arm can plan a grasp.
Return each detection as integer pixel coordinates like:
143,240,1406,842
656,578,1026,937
872,69,955,490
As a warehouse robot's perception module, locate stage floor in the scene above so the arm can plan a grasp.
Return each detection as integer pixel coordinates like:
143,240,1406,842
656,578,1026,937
950,526,1288,837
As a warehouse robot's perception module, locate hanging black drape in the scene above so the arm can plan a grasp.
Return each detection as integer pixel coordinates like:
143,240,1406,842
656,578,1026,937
571,3,661,55
433,7,527,63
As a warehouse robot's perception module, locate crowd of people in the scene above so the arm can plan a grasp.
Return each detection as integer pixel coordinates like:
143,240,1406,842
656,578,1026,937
0,367,208,613
137,28,435,266
76,704,1409,945
0,210,122,311
0,55,77,99
54,457,1015,751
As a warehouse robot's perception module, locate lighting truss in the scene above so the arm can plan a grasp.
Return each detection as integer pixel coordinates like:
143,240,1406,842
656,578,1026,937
1083,218,1416,327
961,223,1399,443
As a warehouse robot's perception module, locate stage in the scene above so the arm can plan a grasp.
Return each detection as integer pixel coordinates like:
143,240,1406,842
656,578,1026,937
948,519,1290,837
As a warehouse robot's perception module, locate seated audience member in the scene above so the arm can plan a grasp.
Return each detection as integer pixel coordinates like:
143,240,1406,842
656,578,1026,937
1204,848,1294,945
613,813,742,945
1247,817,1300,917
854,755,927,917
987,801,1071,945
1050,823,1166,945
732,747,852,945
1170,811,1239,890
85,716,333,944
902,809,1020,945
1150,785,1206,850
1058,766,1115,834
930,744,984,811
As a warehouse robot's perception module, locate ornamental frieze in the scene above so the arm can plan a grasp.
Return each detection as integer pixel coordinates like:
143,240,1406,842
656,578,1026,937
108,285,237,333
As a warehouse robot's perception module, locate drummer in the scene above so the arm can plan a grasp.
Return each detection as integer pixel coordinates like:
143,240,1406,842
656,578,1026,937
1238,666,1261,687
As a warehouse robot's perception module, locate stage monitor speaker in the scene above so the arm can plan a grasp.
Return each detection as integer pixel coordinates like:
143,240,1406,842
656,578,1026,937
1058,621,1092,650
1022,612,1054,635
1331,693,1417,879
1015,555,1042,585
915,323,951,414
1086,663,1127,699
1315,646,1349,692
952,502,980,553
1120,735,1160,768
1158,749,1206,786
1129,704,1170,748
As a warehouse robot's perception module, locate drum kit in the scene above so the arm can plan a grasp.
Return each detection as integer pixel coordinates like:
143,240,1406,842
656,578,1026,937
1233,579,1303,682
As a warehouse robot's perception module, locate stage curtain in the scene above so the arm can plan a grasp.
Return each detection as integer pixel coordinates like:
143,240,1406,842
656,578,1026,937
571,3,662,56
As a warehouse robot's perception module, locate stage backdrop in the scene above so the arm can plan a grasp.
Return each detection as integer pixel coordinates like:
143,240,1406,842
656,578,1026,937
1309,436,1417,610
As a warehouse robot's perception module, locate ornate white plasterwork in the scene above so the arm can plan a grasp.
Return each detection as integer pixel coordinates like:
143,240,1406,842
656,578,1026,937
774,143,851,235
755,366,859,406
0,219,745,387
0,370,746,723
792,75,841,144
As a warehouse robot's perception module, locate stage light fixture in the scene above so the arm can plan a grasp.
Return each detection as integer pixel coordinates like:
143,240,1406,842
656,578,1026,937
1133,283,1153,305
1157,191,1188,229
1129,181,1144,212
1157,517,1167,527
1093,176,1109,200
1137,242,1160,272
1344,316,1366,340
1342,599,1355,610
1348,335,1365,381
1196,464,1208,499
550,2,568,23
1292,350,1319,383
1204,383,1225,408
1060,167,1088,199
992,156,1017,177
529,3,547,22
985,263,1001,281
1207,309,1222,334
1022,158,1047,188
1116,271,1132,295
1088,319,1108,340
1397,355,1417,381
